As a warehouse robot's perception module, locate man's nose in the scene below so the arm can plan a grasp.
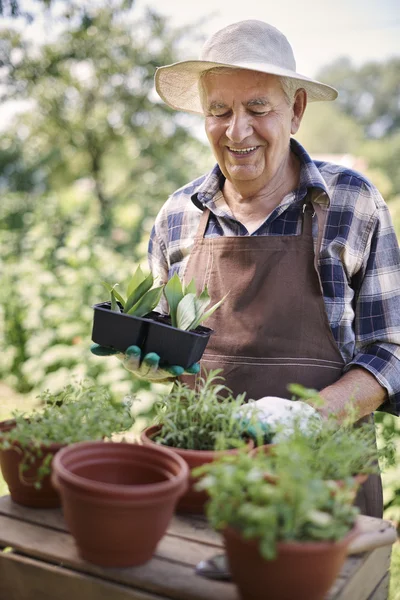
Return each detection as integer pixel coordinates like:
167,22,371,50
225,112,252,142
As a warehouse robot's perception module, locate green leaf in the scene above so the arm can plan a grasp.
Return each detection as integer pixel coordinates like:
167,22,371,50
191,292,229,330
126,286,164,317
125,271,154,313
126,266,146,298
110,289,118,312
184,278,197,295
102,282,125,308
176,293,198,331
164,273,184,327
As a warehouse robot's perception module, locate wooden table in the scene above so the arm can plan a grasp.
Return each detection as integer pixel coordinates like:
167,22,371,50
0,495,394,600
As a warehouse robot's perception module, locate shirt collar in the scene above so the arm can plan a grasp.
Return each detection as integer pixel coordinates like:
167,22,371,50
191,138,331,210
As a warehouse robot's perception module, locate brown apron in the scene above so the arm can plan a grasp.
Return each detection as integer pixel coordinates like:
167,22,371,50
182,198,383,517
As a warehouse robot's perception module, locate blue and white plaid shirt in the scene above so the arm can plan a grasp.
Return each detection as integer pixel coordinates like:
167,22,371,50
149,139,400,415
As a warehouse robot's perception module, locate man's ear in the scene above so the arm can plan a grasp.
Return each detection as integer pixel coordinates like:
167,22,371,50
291,89,307,135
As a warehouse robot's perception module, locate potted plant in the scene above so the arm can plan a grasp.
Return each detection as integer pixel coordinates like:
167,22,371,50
194,441,360,600
284,384,395,488
92,268,227,368
51,439,189,567
140,370,259,513
0,382,134,508
91,266,164,353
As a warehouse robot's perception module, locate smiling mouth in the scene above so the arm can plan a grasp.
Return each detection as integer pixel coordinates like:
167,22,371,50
227,146,258,156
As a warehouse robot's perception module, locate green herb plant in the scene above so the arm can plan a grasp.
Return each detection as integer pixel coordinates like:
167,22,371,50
286,383,396,479
148,369,261,451
163,273,228,331
0,382,135,489
194,437,359,560
103,265,164,317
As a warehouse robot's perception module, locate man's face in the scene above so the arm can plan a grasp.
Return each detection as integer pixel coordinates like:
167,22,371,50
202,70,300,191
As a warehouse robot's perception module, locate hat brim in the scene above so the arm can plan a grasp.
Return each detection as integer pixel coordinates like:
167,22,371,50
155,60,338,114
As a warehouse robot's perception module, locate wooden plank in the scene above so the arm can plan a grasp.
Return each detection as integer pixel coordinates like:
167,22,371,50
0,551,169,600
0,495,223,546
327,545,392,600
0,495,64,531
0,515,238,600
367,571,390,600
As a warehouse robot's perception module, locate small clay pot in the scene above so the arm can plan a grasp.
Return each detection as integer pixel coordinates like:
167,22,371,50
140,425,254,514
52,440,189,567
0,419,63,508
223,524,358,600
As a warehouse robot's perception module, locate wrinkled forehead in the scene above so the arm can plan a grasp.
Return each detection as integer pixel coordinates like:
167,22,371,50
199,67,285,107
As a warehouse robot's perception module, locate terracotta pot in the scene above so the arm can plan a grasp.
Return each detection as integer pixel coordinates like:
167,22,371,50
51,440,189,567
140,425,254,514
223,524,358,600
0,419,63,508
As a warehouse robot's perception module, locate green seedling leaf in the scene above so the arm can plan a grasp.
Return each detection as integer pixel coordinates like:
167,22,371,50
126,286,164,317
110,289,118,312
176,293,198,331
125,271,154,313
102,282,125,309
191,292,229,330
184,278,197,295
164,273,184,328
127,266,146,298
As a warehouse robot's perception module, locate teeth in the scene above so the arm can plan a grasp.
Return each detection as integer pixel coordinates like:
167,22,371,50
229,147,257,154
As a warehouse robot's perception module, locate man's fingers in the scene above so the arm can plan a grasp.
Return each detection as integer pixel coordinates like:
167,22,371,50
122,345,142,371
185,362,200,375
141,352,162,375
166,365,185,377
90,343,119,356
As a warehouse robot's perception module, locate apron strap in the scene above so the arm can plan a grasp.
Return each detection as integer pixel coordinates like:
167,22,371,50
312,198,328,269
194,207,211,240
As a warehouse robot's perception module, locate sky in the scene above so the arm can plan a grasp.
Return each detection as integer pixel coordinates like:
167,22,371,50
135,0,400,78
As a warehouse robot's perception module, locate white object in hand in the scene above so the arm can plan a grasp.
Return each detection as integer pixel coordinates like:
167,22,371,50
238,396,322,442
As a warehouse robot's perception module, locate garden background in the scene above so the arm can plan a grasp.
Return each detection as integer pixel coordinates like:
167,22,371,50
0,1,399,597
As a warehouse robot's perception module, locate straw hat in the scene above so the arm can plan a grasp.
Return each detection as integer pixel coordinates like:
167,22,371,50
155,20,338,115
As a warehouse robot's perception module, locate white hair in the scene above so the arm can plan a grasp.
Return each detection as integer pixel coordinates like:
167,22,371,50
198,68,300,109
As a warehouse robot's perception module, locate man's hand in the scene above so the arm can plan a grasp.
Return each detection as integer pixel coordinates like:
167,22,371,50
236,396,322,444
90,344,200,383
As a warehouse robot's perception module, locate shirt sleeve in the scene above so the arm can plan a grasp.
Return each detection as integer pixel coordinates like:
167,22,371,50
343,188,400,416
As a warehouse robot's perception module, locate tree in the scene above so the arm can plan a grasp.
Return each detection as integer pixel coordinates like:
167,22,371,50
316,57,400,138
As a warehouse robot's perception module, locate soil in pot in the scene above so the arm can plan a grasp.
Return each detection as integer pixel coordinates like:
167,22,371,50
91,301,147,352
140,425,254,514
0,420,63,508
142,313,213,369
52,440,189,567
223,524,358,600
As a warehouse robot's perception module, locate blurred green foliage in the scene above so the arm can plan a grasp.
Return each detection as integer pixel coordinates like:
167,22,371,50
0,0,212,397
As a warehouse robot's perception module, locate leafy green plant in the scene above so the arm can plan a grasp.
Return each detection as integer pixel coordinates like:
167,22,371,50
286,383,396,479
194,439,359,560
147,369,261,451
163,273,227,331
0,382,135,489
103,265,164,317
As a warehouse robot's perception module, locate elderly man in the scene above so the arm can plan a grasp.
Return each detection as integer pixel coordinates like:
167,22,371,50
92,20,400,517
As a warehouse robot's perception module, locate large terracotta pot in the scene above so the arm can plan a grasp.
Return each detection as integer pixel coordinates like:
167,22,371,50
0,419,63,508
140,424,254,514
223,524,358,600
51,440,189,567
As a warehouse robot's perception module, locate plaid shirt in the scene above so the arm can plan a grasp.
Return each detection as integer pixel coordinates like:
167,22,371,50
149,139,400,415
